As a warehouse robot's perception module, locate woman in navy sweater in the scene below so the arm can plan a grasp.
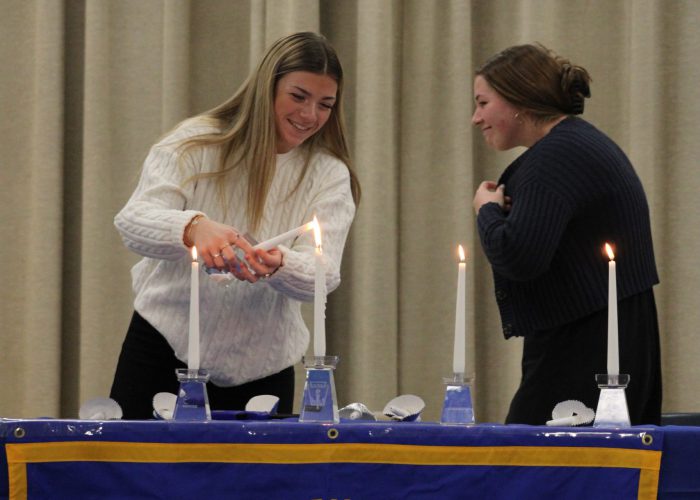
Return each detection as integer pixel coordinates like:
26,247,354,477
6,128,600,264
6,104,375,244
472,44,661,425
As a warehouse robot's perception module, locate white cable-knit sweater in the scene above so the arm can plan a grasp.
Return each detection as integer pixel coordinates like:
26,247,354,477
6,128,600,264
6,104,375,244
114,120,356,386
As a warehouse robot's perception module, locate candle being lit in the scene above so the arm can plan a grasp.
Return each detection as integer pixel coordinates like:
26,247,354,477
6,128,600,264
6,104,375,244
313,216,326,358
253,221,315,251
188,246,200,370
453,245,467,374
605,243,619,375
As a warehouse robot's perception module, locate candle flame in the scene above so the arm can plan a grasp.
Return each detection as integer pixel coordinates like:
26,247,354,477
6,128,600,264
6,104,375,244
191,246,198,261
458,244,466,262
604,243,615,261
313,216,322,249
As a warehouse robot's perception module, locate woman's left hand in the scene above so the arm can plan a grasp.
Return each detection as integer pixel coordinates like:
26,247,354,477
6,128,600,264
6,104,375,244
242,248,284,282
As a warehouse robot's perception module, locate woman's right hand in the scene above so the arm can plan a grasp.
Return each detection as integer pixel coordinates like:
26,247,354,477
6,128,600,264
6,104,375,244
188,217,259,282
473,181,510,215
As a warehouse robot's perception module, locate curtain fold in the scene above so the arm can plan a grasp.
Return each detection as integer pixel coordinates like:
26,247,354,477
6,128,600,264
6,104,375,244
162,1,191,129
324,0,405,407
396,0,476,418
1,0,698,423
649,0,700,405
29,0,66,417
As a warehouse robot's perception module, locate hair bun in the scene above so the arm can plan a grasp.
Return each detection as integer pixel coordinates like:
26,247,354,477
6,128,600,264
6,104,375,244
561,63,591,115
569,78,591,114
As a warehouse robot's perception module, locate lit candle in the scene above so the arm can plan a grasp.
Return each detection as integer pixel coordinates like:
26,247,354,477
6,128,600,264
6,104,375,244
453,245,466,374
605,243,619,375
188,246,200,370
313,216,326,357
253,221,315,251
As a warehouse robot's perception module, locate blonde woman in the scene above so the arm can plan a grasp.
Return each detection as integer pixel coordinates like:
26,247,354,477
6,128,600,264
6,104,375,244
111,32,360,419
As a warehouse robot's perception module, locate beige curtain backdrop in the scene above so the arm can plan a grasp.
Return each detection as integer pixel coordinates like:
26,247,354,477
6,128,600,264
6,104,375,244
1,0,698,423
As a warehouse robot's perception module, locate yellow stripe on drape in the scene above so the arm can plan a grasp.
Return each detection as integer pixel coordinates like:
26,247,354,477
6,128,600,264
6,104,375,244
6,442,661,500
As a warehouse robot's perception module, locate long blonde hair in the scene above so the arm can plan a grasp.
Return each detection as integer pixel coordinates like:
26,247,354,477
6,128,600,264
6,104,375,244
178,32,360,232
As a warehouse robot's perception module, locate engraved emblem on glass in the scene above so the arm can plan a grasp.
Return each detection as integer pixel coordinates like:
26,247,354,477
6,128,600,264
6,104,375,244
441,373,476,425
299,356,339,424
173,368,211,421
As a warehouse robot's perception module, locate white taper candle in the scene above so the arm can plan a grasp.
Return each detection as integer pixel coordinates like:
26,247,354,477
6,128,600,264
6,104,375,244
453,245,466,374
253,221,315,251
188,246,200,370
605,243,619,376
313,217,326,357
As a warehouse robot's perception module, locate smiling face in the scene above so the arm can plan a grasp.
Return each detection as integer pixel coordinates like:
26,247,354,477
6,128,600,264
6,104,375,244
471,75,523,151
274,71,338,154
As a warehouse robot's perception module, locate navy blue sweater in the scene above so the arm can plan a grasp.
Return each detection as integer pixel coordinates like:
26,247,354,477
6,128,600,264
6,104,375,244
477,117,659,338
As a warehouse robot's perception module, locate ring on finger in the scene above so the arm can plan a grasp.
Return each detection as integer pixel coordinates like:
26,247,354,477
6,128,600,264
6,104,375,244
233,232,240,243
212,252,221,258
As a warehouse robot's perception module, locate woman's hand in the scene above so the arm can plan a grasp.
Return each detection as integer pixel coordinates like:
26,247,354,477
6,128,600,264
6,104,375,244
245,248,284,281
187,217,248,277
473,181,510,215
187,216,284,283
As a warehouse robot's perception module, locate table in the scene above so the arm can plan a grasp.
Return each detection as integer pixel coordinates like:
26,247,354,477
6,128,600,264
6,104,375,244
1,418,697,499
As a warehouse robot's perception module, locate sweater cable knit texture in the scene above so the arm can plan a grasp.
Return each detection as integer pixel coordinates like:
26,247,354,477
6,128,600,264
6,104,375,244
115,119,356,385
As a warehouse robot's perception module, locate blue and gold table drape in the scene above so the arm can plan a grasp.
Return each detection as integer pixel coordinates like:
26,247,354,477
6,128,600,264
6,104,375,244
0,419,678,499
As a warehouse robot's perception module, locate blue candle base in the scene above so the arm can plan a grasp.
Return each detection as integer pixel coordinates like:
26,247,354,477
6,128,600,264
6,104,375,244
173,368,211,421
299,356,339,424
441,373,476,425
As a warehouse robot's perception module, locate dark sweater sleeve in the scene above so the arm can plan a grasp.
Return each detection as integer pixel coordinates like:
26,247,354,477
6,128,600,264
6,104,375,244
477,180,573,282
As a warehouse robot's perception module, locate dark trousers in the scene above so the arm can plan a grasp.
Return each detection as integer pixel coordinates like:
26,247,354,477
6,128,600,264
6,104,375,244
110,311,295,420
506,289,662,425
